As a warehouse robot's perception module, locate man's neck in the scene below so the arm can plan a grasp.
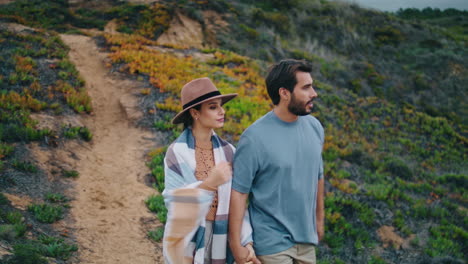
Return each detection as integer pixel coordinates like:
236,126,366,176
273,105,298,123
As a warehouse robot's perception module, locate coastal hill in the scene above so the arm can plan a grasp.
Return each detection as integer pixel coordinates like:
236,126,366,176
0,0,466,263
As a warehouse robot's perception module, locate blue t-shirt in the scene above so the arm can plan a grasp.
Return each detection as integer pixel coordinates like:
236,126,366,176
232,111,324,256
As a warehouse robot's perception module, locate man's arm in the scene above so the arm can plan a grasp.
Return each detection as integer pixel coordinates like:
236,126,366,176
316,178,325,242
229,189,251,264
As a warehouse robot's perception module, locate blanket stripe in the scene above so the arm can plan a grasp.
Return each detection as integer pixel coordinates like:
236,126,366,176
163,128,252,264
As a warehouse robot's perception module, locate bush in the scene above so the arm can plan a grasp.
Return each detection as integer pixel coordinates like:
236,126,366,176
383,157,413,180
148,226,164,242
27,204,63,223
374,25,405,46
38,235,78,260
62,169,79,178
146,194,167,224
0,224,17,241
10,243,47,264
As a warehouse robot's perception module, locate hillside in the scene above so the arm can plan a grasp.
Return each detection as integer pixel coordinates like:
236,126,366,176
0,0,467,263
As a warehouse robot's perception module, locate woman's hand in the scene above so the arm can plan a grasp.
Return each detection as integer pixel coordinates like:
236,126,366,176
200,162,232,190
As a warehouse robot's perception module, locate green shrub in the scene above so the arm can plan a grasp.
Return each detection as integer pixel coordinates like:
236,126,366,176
0,193,9,205
38,235,78,260
368,256,387,264
0,142,14,158
6,211,23,224
10,243,47,264
11,159,38,173
148,226,164,242
383,157,413,180
27,204,63,223
0,224,17,241
45,193,68,203
146,194,167,224
62,169,79,178
63,126,93,141
374,25,404,46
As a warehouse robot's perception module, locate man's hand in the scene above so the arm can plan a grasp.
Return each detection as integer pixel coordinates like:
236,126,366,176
245,244,261,264
232,244,261,264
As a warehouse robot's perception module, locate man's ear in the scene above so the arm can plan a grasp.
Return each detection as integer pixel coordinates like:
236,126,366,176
279,87,290,101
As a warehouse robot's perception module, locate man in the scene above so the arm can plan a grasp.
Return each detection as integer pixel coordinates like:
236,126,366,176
229,59,325,264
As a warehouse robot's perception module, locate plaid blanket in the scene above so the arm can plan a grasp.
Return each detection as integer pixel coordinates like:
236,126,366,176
163,128,252,264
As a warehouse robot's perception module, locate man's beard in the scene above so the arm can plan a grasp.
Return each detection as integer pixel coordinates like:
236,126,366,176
288,94,312,116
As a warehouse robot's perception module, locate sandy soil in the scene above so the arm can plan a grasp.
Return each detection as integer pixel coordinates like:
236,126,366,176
59,34,162,264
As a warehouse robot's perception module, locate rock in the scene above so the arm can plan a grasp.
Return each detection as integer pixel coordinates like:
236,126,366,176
3,193,34,210
120,94,143,121
377,225,404,249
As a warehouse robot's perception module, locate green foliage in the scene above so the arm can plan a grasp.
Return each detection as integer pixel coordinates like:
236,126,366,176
38,235,78,260
148,226,164,242
396,7,468,20
11,159,38,173
0,224,17,241
382,157,413,180
6,211,23,224
0,0,108,31
368,256,387,264
7,236,77,263
393,209,412,235
146,194,167,224
148,151,166,193
27,203,63,223
63,125,93,141
45,193,68,203
427,224,467,258
10,243,47,264
0,193,9,205
62,169,79,178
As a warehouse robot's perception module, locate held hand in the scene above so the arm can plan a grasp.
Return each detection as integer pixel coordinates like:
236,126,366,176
203,162,232,189
233,244,261,264
245,244,261,264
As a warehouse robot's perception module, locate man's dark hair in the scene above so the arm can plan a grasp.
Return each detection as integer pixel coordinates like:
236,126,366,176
265,59,312,105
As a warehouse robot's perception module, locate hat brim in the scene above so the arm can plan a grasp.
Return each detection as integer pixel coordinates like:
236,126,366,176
171,93,238,124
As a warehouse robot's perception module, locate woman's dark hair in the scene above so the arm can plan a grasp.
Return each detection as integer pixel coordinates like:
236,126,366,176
182,104,201,129
265,59,312,105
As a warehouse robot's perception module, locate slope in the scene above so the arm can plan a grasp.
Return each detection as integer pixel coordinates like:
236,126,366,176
59,34,162,263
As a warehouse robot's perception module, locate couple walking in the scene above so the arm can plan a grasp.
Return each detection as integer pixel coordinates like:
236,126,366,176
162,59,325,264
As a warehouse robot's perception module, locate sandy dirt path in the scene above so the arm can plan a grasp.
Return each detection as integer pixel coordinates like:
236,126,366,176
60,34,161,264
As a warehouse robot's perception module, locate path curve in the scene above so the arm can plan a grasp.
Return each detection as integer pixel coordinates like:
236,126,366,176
60,34,161,264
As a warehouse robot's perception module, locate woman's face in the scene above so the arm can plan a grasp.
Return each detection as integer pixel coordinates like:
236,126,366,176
192,98,225,129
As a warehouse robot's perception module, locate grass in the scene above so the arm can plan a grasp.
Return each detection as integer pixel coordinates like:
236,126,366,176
1,1,466,262
101,17,467,261
11,159,38,173
63,125,93,141
45,193,68,203
148,226,164,242
27,203,64,223
146,194,167,224
38,235,78,260
62,169,79,178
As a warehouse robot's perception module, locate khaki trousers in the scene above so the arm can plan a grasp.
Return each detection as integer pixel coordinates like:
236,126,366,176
257,244,316,264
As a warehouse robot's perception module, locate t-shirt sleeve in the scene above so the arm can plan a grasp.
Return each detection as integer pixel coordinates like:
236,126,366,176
232,134,258,194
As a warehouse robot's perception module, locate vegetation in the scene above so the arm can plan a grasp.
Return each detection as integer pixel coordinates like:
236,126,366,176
95,2,466,262
0,6,91,262
0,0,466,263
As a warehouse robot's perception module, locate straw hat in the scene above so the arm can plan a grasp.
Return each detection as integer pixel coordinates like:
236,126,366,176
172,77,237,124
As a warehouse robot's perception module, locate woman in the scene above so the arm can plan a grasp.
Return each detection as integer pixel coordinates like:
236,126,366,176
162,77,257,264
